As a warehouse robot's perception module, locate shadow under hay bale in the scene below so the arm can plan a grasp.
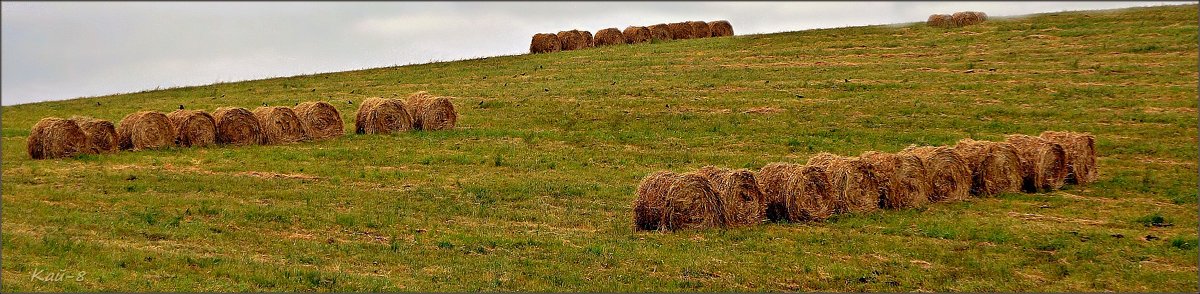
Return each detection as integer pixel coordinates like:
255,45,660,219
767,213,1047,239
708,20,734,37
661,172,727,231
648,24,673,42
927,14,955,28
71,116,117,153
1040,131,1097,185
954,139,1023,197
355,97,414,135
253,106,308,145
757,163,833,222
902,146,971,203
578,30,593,48
622,26,652,44
667,22,695,40
557,30,588,51
861,151,930,209
809,153,881,214
698,166,766,227
593,28,625,47
167,110,216,148
688,21,712,38
294,101,345,140
1005,134,1069,192
633,171,676,231
27,117,88,159
530,33,561,54
212,107,264,146
117,111,176,151
405,91,458,131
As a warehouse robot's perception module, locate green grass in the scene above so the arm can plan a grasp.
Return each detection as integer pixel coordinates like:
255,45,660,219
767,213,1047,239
3,4,1197,292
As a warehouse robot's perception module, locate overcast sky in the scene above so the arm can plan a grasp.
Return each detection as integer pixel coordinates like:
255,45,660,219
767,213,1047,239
1,1,1190,105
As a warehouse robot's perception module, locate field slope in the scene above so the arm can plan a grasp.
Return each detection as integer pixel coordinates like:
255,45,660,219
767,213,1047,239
2,4,1197,291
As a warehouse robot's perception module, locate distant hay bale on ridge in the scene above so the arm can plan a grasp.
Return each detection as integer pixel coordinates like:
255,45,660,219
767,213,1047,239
253,106,308,145
1039,131,1097,185
954,139,1023,197
530,33,561,53
667,22,695,40
708,20,734,37
212,107,264,146
952,11,983,27
405,91,458,131
927,14,955,28
71,116,118,153
808,153,881,214
622,26,652,44
294,101,345,140
1005,134,1068,192
355,97,413,135
902,146,971,203
557,30,588,50
167,110,216,148
578,30,594,48
648,24,673,42
698,166,765,227
687,21,712,38
27,117,88,159
593,28,626,47
116,111,176,151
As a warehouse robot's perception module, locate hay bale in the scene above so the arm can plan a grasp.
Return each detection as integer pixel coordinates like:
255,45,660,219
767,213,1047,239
927,14,955,28
969,11,988,22
530,33,561,53
405,92,458,131
622,26,652,44
166,110,216,148
556,30,588,51
687,21,712,38
667,22,695,40
1040,131,1097,185
660,172,727,231
648,24,673,42
954,139,1023,196
952,11,982,27
633,171,675,231
70,117,117,153
808,153,881,214
593,28,625,47
252,106,308,145
116,111,176,151
902,146,971,203
861,151,930,209
708,20,734,37
698,166,765,227
294,101,345,140
1005,134,1069,192
354,97,414,135
27,117,88,159
578,30,594,48
756,163,833,222
212,107,264,146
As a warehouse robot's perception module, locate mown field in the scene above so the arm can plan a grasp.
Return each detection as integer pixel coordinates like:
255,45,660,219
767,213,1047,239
2,4,1197,292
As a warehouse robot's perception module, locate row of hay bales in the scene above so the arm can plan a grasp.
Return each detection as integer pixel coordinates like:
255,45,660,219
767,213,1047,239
530,20,734,53
927,11,988,28
633,131,1097,231
26,91,458,159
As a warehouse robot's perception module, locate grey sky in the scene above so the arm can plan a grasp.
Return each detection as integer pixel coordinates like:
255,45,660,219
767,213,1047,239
1,1,1189,105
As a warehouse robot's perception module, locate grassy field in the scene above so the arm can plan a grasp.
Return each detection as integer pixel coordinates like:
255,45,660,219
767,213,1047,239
2,4,1197,291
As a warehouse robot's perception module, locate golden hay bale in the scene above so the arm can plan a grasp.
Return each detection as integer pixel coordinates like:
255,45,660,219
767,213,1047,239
530,33,561,54
667,22,696,40
622,26,652,44
405,92,458,131
70,116,117,153
355,97,414,135
166,110,216,148
27,117,89,159
954,139,1023,197
648,24,673,41
927,14,955,28
861,151,930,209
808,153,881,214
1005,134,1069,192
593,28,626,47
698,166,766,227
757,162,796,222
578,30,594,48
902,146,972,203
116,111,176,151
756,163,833,222
661,172,727,231
708,20,734,37
293,101,345,140
687,21,712,38
556,30,588,51
952,11,982,27
633,171,676,231
1040,131,1097,185
252,106,308,145
212,107,264,146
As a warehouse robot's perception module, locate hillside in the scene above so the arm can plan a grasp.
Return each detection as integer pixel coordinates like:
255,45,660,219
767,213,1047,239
2,4,1197,291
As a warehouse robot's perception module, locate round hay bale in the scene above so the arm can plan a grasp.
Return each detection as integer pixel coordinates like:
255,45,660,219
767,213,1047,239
593,28,625,47
252,106,308,145
578,30,594,48
952,11,981,27
293,101,345,140
927,14,955,28
530,33,561,54
622,26,652,44
808,153,881,214
166,110,216,148
70,116,117,153
116,111,176,151
633,170,675,231
27,117,88,159
901,146,971,203
698,166,766,227
556,30,588,51
861,151,930,209
708,20,734,37
212,107,264,146
1040,131,1097,185
970,11,988,22
648,24,673,42
755,163,833,222
405,92,458,131
1005,134,1069,192
661,172,727,231
354,97,414,135
687,21,712,38
757,162,797,222
954,139,1023,196
667,22,695,40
